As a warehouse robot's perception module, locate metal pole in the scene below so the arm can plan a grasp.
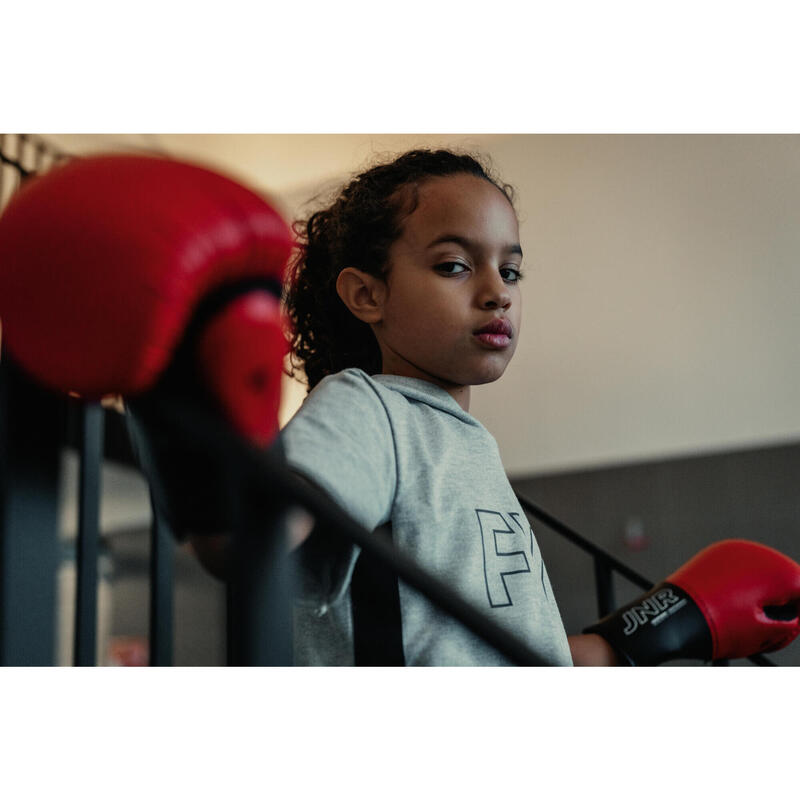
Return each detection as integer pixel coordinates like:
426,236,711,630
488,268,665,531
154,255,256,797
226,512,295,666
148,500,174,666
0,358,62,665
593,556,615,619
73,402,104,665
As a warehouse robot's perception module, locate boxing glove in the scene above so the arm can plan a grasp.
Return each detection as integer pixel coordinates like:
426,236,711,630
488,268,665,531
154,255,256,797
0,154,293,534
584,539,800,665
0,153,291,402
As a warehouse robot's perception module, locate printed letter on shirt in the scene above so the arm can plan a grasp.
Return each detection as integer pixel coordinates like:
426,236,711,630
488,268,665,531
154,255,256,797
476,509,532,608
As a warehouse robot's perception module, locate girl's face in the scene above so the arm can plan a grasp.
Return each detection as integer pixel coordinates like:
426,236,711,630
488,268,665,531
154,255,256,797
372,173,523,403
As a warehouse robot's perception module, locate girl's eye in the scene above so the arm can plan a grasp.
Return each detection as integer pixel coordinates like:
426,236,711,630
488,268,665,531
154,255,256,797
500,266,523,283
435,261,469,276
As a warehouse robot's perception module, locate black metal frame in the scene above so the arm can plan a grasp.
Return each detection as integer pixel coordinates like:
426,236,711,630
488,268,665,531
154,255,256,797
0,134,173,667
0,359,63,665
73,403,103,665
0,133,68,208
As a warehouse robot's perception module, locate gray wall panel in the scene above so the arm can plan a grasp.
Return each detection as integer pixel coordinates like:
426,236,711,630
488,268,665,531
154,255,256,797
513,441,800,666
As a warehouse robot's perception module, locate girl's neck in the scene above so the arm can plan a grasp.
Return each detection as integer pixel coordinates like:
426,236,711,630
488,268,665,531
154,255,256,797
380,368,471,411
446,384,471,412
378,347,471,411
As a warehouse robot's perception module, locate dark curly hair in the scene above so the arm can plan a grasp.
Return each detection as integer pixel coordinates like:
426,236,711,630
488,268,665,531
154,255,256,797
284,148,515,391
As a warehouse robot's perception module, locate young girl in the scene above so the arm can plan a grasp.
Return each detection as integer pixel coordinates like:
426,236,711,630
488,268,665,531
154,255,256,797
281,148,616,666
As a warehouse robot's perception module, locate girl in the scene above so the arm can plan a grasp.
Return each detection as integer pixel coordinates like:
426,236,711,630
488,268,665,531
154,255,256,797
281,148,616,666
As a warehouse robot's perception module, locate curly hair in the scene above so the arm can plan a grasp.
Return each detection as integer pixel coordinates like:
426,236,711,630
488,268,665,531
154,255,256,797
284,148,515,391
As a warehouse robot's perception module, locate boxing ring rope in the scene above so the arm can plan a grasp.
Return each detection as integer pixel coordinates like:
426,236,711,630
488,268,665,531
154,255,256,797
0,136,776,666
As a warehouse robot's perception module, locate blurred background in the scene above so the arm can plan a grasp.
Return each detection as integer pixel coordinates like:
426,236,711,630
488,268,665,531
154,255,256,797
4,133,799,664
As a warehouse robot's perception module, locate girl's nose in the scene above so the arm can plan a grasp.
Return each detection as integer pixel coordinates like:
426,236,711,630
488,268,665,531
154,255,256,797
478,273,512,310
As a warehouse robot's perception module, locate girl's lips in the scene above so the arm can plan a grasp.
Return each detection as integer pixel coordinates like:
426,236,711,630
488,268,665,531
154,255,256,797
473,318,513,348
474,332,512,349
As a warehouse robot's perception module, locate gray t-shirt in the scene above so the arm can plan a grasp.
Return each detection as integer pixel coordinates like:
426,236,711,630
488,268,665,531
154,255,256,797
281,368,572,666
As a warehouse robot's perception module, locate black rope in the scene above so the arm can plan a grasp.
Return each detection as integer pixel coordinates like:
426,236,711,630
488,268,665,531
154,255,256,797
515,494,653,591
0,134,69,177
0,151,31,177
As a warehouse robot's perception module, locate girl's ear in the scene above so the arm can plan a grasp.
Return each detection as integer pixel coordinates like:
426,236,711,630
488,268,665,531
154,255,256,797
335,268,386,324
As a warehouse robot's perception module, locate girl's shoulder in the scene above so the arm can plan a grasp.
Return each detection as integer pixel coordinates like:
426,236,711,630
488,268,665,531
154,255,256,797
289,368,392,430
314,367,374,391
307,367,387,407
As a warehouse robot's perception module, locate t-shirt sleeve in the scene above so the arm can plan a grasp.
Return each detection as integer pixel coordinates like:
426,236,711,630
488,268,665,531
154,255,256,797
280,370,397,607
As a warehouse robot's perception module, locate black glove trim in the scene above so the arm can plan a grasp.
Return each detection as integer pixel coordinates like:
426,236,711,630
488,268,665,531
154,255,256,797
583,582,713,666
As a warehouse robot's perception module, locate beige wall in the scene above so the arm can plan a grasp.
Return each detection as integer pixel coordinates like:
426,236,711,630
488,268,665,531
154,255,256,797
39,134,800,476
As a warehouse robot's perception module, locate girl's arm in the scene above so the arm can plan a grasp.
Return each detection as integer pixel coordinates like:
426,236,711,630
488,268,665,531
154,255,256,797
568,633,620,666
188,474,319,579
188,533,230,580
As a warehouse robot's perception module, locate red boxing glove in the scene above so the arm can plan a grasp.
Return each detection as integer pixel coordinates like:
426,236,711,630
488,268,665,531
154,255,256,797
668,539,800,658
0,153,293,458
0,155,294,536
0,154,291,402
196,290,288,448
585,539,800,665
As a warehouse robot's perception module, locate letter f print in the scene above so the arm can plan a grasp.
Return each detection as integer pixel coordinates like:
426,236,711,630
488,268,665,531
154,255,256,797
477,509,531,608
